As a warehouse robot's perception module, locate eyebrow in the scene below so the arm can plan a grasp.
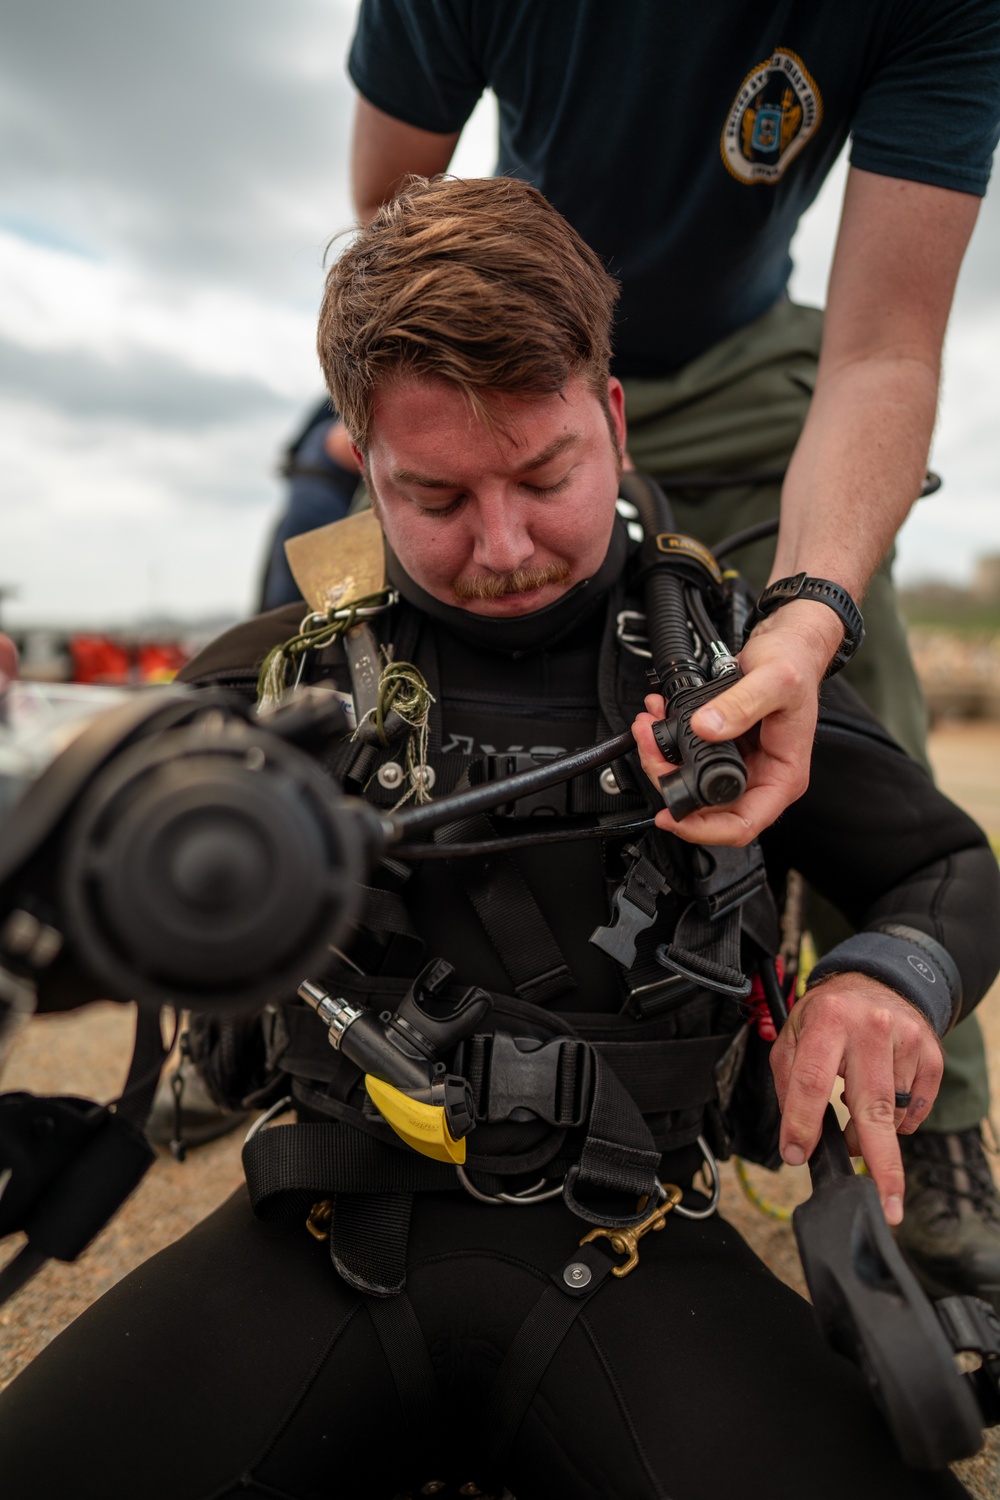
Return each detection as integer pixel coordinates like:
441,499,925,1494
392,431,580,489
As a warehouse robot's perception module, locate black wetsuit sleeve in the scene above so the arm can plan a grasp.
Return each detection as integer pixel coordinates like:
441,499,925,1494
177,604,307,697
760,679,1000,1026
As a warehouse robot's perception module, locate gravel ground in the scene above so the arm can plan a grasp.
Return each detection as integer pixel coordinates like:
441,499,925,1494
2,722,1000,1495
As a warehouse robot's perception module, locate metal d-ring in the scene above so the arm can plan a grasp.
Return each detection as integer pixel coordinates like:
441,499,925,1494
672,1133,721,1220
243,1094,294,1144
298,591,399,637
615,609,652,659
455,1164,564,1206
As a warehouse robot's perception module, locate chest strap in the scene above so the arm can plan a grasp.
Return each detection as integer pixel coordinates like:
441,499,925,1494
274,1006,739,1123
433,812,576,1004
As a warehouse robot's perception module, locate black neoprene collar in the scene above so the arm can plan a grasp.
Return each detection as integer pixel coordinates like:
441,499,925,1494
384,515,629,657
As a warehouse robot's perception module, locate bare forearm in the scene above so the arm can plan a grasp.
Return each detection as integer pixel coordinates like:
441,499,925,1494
772,168,978,599
351,96,460,223
771,352,939,598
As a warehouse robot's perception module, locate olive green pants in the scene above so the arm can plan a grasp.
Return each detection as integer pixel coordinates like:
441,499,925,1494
621,297,989,1132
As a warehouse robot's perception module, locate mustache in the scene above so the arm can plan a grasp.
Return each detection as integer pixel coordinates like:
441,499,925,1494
452,561,573,601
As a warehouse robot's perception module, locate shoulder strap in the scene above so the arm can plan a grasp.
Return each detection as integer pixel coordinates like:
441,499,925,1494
433,812,576,1004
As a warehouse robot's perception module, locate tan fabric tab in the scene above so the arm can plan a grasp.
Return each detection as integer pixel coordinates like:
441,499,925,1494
285,509,385,614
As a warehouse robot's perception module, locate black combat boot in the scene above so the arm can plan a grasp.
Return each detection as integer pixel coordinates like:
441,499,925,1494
896,1126,1000,1313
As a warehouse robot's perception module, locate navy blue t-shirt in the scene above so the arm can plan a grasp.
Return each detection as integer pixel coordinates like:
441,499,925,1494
349,0,1000,375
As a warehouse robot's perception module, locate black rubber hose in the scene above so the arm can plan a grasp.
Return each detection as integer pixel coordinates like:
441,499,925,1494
388,729,636,841
713,518,780,563
644,571,703,694
759,952,790,1030
392,814,656,859
618,473,703,692
619,470,677,535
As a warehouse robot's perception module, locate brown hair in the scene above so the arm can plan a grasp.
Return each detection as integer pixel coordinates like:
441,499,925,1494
318,176,619,451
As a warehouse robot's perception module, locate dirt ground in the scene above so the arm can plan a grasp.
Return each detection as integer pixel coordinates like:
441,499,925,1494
2,721,1000,1495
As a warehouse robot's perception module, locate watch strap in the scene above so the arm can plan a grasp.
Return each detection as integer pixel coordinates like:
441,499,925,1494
745,573,865,678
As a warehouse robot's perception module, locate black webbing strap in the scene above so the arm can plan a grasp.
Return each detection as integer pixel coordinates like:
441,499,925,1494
484,1241,617,1474
433,813,575,1004
354,883,420,940
563,1053,661,1229
0,1007,164,1306
244,1122,457,1221
117,1005,171,1128
658,902,749,996
365,1288,443,1469
331,1190,413,1295
593,1032,740,1113
459,1029,734,1123
619,842,666,921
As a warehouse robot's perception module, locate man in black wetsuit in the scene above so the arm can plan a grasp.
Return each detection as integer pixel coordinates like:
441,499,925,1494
2,175,999,1500
342,1,1000,1307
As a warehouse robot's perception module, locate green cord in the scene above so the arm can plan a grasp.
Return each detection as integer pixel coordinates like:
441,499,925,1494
256,590,394,710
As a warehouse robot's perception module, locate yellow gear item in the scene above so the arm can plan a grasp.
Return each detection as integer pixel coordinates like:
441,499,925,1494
364,1075,467,1164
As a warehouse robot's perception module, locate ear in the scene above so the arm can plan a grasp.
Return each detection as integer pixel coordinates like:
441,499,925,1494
607,377,627,452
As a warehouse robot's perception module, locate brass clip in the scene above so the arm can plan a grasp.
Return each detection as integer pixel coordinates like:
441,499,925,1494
306,1199,333,1242
578,1183,683,1277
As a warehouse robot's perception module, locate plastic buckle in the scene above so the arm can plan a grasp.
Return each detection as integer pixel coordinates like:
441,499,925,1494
578,1183,683,1277
484,1032,592,1128
473,753,568,817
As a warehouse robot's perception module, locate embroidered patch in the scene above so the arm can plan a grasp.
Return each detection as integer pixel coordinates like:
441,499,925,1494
721,49,822,185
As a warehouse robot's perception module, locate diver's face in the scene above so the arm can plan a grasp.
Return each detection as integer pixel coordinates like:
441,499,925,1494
360,374,625,616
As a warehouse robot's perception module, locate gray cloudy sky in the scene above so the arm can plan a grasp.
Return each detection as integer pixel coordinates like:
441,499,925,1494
2,1,999,627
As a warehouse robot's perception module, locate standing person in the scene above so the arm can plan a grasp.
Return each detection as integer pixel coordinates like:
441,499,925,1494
258,399,362,612
2,175,999,1500
341,0,1000,1308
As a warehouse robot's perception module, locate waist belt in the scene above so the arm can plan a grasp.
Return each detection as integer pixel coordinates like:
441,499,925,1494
278,1005,739,1124
459,1029,738,1124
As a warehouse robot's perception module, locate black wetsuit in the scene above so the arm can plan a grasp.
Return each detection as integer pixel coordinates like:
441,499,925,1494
1,539,997,1500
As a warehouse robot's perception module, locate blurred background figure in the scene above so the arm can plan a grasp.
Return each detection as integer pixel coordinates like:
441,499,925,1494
258,397,362,611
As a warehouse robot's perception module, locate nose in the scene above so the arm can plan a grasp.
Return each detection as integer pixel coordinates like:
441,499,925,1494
471,492,534,575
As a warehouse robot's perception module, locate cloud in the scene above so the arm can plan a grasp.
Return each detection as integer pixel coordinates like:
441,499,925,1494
0,0,998,626
0,0,359,302
788,149,1000,587
0,339,295,429
0,228,321,398
0,395,290,623
0,1,367,624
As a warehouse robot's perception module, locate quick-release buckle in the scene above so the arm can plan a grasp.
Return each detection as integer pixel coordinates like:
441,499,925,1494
475,1032,593,1129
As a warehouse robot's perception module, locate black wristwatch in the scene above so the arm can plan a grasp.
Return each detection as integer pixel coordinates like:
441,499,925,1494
744,573,865,678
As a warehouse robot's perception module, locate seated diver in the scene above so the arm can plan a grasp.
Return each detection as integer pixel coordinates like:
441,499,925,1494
2,175,1000,1500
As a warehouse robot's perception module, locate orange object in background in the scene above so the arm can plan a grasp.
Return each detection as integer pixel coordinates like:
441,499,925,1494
70,635,133,685
68,635,191,685
136,642,189,683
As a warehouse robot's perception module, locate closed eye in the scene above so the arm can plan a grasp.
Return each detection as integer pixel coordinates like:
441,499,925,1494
415,495,465,517
520,474,571,496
